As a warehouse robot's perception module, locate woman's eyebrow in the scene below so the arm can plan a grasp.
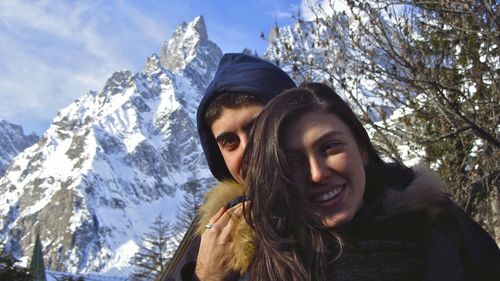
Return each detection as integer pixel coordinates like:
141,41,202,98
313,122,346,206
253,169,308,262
285,151,303,157
284,131,343,152
313,131,343,146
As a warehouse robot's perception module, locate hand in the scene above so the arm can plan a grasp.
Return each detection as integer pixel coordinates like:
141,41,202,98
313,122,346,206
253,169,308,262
194,203,244,281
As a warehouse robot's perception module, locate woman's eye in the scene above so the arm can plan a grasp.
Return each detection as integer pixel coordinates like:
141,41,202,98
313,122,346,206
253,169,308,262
323,142,342,154
287,156,305,171
289,161,302,171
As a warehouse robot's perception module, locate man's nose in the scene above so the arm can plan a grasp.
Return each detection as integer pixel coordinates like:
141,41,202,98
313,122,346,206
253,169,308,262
239,133,249,151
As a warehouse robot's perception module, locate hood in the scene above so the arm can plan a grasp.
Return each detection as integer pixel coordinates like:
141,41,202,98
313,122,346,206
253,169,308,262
196,53,296,181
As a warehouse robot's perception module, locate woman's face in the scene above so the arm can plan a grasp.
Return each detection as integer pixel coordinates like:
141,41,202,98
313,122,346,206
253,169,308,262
283,111,367,228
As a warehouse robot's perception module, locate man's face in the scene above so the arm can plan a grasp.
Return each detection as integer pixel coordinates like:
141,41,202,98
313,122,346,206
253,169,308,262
210,104,264,184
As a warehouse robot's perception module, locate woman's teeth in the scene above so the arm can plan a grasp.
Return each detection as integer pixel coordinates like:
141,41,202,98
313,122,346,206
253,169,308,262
314,185,345,202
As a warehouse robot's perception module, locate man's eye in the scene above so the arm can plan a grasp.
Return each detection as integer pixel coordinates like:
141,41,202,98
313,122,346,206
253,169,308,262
220,136,239,151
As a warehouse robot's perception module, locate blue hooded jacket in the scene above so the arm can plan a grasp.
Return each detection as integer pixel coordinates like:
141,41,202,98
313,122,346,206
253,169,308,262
197,53,296,181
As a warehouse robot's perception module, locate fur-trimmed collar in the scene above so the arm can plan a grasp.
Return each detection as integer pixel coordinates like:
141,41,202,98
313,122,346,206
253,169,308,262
196,181,254,275
196,165,449,274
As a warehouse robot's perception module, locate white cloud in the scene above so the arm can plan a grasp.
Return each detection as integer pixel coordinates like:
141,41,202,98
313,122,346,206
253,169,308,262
114,1,169,46
0,1,110,59
0,0,165,134
274,9,294,19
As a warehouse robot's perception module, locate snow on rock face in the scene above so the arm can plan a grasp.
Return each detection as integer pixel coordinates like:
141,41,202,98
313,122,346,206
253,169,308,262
0,16,221,274
0,120,38,177
160,15,222,92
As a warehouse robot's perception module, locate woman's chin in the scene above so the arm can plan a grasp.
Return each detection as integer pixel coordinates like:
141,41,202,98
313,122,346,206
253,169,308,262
322,212,353,229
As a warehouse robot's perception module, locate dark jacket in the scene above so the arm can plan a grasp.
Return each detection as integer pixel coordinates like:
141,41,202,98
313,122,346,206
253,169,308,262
162,166,500,280
196,53,296,181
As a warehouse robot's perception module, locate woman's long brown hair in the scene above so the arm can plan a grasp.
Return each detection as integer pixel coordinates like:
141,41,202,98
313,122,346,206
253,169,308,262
242,83,413,280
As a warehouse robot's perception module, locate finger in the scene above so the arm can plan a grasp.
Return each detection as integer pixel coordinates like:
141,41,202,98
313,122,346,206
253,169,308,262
208,203,245,235
222,204,244,230
219,205,244,242
228,203,244,221
216,202,244,225
242,200,249,209
208,206,228,225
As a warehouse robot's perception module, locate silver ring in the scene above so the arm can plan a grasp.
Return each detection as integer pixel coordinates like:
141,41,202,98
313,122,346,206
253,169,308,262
205,224,213,230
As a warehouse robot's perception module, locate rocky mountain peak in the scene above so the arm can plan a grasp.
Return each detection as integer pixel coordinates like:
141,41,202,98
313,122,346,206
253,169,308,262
0,119,38,177
159,15,220,75
143,53,161,75
189,16,208,41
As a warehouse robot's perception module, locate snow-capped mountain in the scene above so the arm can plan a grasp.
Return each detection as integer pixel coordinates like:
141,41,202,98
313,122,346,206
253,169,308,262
0,16,220,275
0,120,38,177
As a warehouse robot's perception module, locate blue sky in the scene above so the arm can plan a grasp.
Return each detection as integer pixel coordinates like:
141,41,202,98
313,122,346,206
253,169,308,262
0,0,302,135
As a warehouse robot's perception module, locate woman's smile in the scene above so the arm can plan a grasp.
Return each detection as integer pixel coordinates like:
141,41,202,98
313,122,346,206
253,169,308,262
310,183,345,203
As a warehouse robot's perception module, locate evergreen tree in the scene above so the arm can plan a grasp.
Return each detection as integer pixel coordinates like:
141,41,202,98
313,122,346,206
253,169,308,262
30,233,46,281
267,0,499,242
175,180,204,234
130,214,175,281
0,242,32,281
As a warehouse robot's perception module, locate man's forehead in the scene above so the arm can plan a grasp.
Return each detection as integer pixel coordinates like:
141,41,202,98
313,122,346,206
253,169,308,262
224,102,264,111
211,105,264,134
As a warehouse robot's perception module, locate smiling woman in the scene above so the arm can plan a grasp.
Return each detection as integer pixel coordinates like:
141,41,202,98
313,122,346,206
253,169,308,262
242,82,500,281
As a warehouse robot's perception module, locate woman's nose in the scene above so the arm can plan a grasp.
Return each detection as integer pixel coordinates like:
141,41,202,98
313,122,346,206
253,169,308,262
309,156,330,184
